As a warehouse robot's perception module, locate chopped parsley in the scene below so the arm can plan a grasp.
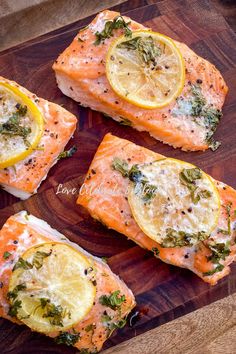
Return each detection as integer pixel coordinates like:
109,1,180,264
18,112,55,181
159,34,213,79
112,158,157,202
3,251,11,260
203,263,224,276
207,242,230,264
152,247,159,256
55,331,80,346
0,104,31,144
179,167,212,204
112,157,129,177
58,145,77,160
7,283,26,301
85,323,96,332
13,257,33,271
190,85,222,150
119,117,132,126
94,16,132,45
32,250,52,269
8,300,22,317
39,298,70,327
117,35,161,67
99,290,126,311
161,228,209,248
203,241,231,276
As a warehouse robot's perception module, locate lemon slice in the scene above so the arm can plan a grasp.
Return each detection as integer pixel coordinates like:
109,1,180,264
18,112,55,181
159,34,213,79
8,243,96,333
106,30,185,109
128,158,220,247
0,82,44,169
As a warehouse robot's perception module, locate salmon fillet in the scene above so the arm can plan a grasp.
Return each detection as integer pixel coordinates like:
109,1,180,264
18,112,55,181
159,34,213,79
0,211,135,352
0,76,77,200
53,10,228,151
77,133,236,285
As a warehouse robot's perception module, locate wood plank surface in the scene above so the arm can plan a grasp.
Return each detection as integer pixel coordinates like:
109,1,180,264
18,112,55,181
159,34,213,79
0,0,236,353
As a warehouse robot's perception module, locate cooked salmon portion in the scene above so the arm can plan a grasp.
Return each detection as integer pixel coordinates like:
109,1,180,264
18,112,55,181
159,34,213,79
77,134,236,285
0,76,77,200
53,10,228,151
0,211,135,352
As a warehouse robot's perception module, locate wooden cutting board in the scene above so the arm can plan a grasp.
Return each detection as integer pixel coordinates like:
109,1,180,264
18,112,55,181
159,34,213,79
0,0,236,353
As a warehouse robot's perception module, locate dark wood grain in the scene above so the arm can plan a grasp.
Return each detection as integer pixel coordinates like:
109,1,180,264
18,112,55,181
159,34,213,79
0,0,236,353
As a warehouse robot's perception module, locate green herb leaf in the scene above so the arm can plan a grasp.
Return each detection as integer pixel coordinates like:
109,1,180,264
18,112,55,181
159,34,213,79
179,167,202,184
207,242,230,264
32,250,52,269
0,103,31,144
58,145,77,160
112,157,129,177
110,318,127,329
101,314,112,322
3,251,11,260
94,16,132,45
13,257,33,271
117,35,161,67
203,263,224,276
7,283,26,301
85,324,96,332
99,290,126,311
55,331,80,346
40,298,51,309
119,117,132,126
161,228,209,248
179,168,211,204
41,300,68,327
152,247,159,256
8,299,22,317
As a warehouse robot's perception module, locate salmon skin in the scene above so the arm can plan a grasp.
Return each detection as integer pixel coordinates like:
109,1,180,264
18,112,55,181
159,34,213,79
0,76,77,200
53,10,228,151
0,211,135,352
77,133,236,285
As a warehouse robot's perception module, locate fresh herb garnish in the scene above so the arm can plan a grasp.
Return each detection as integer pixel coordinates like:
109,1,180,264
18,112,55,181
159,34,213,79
58,145,77,160
32,250,52,269
55,331,80,346
179,167,212,204
94,16,132,45
225,202,232,235
99,290,126,311
109,318,127,329
190,85,222,149
85,324,96,332
203,263,224,276
101,314,112,322
117,35,161,67
39,298,69,327
8,300,22,317
7,283,26,300
161,228,209,248
112,157,129,177
119,117,132,126
3,251,11,260
0,104,31,144
152,247,159,256
112,158,157,202
13,257,33,271
207,242,230,264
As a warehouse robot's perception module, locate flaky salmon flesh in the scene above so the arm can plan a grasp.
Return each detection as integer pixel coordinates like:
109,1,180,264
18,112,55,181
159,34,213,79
53,10,228,151
0,211,135,352
0,76,77,200
77,133,236,286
